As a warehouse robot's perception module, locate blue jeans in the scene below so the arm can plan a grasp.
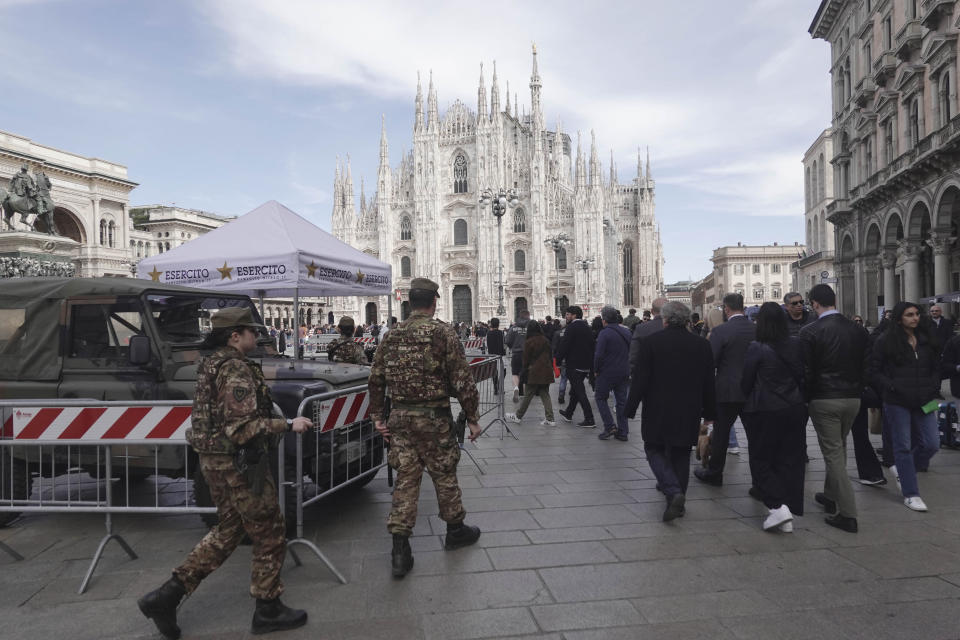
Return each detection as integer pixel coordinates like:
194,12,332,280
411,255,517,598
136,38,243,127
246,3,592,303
558,366,567,394
594,373,629,435
883,403,940,497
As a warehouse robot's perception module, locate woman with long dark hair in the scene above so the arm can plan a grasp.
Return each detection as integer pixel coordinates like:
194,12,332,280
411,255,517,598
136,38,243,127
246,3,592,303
869,301,941,512
505,321,556,426
740,302,806,532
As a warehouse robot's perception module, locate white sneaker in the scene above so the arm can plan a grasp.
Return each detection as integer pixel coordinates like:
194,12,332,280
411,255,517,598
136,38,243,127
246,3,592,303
904,496,928,512
504,413,521,424
779,520,794,533
728,447,740,455
762,505,793,531
539,419,557,427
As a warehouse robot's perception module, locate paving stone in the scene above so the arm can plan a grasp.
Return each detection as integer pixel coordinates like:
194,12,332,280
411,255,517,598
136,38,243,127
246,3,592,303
509,484,560,495
487,541,618,570
539,558,725,602
428,510,540,534
718,610,848,640
832,541,960,579
530,599,645,631
603,534,738,561
528,505,645,528
420,607,538,639
524,526,611,544
563,619,739,640
361,546,493,578
478,471,564,488
553,481,627,493
535,489,635,508
632,589,779,624
556,468,649,483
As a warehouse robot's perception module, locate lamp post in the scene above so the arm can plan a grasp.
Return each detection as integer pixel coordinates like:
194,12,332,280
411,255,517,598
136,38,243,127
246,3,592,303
479,187,520,317
575,256,595,309
544,232,572,316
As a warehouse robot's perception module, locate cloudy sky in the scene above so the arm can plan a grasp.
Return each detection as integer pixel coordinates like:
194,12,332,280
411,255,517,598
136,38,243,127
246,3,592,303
1,0,830,282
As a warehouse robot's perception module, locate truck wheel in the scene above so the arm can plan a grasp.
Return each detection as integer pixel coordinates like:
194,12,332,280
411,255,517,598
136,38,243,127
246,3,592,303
0,457,30,527
192,467,220,528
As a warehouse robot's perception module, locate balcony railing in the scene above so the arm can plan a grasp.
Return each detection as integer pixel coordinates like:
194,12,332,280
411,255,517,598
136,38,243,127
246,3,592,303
895,20,924,60
872,52,898,84
921,0,955,29
797,250,835,269
853,78,877,106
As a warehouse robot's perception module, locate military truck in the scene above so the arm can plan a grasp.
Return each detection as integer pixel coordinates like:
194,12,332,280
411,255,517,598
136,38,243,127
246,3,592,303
0,278,382,527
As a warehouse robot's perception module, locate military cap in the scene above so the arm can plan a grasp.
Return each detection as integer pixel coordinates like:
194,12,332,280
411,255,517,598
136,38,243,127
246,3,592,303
211,307,264,330
338,315,355,330
410,277,440,298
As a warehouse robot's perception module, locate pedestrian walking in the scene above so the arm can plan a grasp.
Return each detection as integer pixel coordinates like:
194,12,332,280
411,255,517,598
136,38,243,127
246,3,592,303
740,302,806,532
695,293,756,488
505,309,531,402
552,319,567,405
869,301,941,512
368,278,482,579
783,292,814,337
594,305,632,441
626,302,715,522
326,316,367,364
557,305,596,427
486,317,506,395
623,308,641,333
800,284,868,533
138,308,312,639
505,321,556,426
628,297,666,372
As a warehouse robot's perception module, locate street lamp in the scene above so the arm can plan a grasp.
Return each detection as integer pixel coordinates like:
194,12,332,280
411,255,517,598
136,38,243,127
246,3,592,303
544,232,572,316
479,187,520,317
575,256,595,308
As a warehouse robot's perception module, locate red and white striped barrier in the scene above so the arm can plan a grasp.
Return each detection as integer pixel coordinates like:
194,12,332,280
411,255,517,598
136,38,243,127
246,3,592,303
468,357,498,382
314,391,370,433
353,337,376,344
9,406,193,442
462,338,484,349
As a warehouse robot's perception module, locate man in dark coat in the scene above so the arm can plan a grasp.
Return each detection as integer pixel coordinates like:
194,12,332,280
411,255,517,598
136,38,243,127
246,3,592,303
783,292,814,337
695,292,756,487
626,301,715,521
930,305,954,355
594,305,633,441
557,305,596,427
629,297,667,371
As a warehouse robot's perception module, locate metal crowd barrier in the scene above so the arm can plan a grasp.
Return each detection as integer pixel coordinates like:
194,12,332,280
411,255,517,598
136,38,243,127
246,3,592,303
0,399,212,593
462,337,487,353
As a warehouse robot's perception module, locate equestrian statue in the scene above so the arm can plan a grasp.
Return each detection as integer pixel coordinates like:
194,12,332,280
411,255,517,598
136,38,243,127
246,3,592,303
1,163,60,235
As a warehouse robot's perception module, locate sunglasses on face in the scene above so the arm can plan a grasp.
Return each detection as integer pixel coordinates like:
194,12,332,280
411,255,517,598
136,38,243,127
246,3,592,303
788,300,804,306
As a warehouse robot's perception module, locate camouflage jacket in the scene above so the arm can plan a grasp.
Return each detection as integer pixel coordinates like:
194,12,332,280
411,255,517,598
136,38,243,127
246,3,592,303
186,346,286,455
368,310,479,423
327,335,366,364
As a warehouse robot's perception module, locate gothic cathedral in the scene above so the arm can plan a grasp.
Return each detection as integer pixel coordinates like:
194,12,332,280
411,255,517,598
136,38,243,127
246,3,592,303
331,47,664,325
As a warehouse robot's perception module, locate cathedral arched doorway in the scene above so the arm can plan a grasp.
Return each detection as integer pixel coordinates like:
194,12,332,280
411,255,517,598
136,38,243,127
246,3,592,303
452,285,472,325
401,301,411,320
365,302,378,325
513,297,528,320
555,295,569,316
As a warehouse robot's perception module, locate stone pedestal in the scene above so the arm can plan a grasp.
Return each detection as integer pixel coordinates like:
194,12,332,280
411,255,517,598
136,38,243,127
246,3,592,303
0,231,79,277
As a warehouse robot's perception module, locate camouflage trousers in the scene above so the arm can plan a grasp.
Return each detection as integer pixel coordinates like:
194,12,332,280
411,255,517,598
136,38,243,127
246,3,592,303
174,454,286,600
386,411,465,536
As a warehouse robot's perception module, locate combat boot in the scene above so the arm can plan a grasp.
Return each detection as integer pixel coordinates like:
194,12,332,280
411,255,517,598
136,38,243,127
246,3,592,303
251,597,308,635
391,533,414,578
444,521,481,550
137,574,186,640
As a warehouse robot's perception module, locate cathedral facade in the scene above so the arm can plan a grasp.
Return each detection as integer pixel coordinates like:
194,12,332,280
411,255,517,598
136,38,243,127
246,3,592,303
332,48,664,325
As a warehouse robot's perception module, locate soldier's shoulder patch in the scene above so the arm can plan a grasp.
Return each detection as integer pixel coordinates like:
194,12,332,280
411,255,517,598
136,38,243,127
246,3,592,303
233,386,250,402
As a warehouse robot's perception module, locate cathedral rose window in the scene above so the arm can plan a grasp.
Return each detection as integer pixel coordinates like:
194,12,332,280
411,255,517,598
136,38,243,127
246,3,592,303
453,154,468,194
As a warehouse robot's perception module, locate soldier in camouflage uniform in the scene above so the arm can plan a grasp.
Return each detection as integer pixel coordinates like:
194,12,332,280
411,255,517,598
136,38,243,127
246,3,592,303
326,315,367,364
138,307,312,640
368,277,483,578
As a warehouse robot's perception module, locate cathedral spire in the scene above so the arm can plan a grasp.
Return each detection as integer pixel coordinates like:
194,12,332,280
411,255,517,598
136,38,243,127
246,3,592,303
477,62,487,119
610,149,617,185
505,80,511,117
379,114,389,163
589,130,600,185
344,154,355,211
378,114,391,200
333,155,342,206
575,131,586,189
530,43,543,134
427,70,439,131
637,146,643,179
490,60,500,116
359,176,366,211
645,146,652,183
414,72,424,132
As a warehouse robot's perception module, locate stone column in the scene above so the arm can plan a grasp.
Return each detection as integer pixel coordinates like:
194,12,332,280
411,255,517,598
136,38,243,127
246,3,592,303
881,249,898,308
927,231,955,296
899,240,922,303
92,196,101,245
863,256,880,316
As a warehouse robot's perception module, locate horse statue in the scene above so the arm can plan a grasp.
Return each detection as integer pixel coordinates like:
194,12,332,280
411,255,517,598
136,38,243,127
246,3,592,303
2,167,60,235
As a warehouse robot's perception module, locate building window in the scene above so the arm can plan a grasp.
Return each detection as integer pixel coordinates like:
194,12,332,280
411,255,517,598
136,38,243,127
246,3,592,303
907,0,918,19
557,246,567,270
514,249,526,273
400,256,411,278
622,241,634,306
805,167,811,210
108,221,115,248
453,153,468,193
772,287,781,299
863,41,872,77
513,208,525,232
864,135,874,176
454,218,468,245
940,72,952,127
734,264,744,275
99,220,107,245
771,263,781,274
752,264,761,275
883,16,892,50
400,215,412,240
818,154,825,201
753,289,764,300
811,160,818,205
884,118,895,163
910,97,921,146
735,288,745,297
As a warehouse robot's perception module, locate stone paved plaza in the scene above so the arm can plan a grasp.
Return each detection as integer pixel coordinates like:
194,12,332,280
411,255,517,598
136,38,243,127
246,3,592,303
2,401,960,640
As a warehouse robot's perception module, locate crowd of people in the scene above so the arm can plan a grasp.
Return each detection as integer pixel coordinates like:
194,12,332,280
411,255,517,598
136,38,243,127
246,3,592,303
485,285,955,532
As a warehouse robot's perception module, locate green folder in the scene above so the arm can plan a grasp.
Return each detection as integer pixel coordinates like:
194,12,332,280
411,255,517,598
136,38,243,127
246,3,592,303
921,399,940,415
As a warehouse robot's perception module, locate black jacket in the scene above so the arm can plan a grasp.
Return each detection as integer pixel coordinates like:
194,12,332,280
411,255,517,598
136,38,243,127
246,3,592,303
505,319,529,354
741,339,805,413
486,329,505,356
942,334,960,397
626,325,716,447
785,308,814,337
799,312,868,400
708,315,756,403
557,319,594,371
932,316,955,353
869,329,941,409
628,315,664,371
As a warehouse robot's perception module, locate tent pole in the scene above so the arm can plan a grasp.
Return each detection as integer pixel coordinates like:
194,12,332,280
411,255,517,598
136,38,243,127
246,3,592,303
257,290,265,321
293,288,301,361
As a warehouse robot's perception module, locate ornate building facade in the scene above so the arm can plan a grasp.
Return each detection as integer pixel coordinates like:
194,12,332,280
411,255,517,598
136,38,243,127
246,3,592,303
811,0,960,317
792,128,838,299
331,48,664,325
